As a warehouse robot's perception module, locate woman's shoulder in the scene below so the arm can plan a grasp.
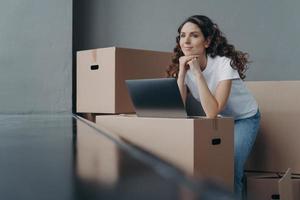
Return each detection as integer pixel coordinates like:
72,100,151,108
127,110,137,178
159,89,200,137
209,55,231,64
208,56,232,71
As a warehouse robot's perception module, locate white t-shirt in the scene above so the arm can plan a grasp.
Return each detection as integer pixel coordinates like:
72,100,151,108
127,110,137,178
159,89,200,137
184,55,258,120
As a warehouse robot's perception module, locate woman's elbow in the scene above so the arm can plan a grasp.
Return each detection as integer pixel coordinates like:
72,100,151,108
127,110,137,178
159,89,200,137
205,108,218,118
205,104,220,118
206,113,218,119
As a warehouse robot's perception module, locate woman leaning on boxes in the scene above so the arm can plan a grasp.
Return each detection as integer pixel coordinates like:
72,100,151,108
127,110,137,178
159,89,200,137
167,15,260,199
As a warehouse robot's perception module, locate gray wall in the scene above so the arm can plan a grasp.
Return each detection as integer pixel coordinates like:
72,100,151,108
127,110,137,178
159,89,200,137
0,0,72,114
75,0,300,81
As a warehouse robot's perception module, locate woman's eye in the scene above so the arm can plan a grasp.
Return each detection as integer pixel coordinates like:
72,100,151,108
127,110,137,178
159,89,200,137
180,34,185,38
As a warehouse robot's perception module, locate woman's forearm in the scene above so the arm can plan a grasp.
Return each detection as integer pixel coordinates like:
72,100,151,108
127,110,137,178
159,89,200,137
177,75,187,106
195,73,219,118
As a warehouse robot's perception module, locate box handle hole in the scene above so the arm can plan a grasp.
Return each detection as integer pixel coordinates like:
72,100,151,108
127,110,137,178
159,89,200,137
90,65,99,70
212,138,221,145
271,194,280,199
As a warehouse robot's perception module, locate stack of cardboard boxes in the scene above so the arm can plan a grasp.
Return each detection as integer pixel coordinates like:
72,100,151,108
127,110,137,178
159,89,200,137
245,81,300,199
76,47,235,192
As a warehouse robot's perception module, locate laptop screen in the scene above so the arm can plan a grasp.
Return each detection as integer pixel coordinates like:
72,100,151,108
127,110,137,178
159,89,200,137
125,78,188,118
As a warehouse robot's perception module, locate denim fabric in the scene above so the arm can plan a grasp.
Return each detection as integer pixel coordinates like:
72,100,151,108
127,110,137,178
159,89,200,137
234,110,261,199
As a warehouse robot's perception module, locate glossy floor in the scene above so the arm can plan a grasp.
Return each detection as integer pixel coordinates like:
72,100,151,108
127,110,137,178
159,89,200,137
0,114,234,200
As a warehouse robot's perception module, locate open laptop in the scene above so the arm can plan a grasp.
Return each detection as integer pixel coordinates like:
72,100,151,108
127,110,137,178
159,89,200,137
125,78,205,118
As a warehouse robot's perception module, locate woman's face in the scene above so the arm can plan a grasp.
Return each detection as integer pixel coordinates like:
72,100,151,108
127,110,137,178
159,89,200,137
179,22,209,56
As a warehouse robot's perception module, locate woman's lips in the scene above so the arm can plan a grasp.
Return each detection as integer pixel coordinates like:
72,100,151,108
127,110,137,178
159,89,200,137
183,47,193,51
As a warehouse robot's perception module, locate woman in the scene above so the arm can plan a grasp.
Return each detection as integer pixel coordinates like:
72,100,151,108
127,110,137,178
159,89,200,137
167,15,260,199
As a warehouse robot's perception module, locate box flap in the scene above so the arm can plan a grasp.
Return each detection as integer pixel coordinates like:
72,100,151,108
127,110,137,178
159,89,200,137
279,168,294,200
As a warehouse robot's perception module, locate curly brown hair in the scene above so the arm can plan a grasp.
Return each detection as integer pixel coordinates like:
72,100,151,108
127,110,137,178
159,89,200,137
166,15,249,80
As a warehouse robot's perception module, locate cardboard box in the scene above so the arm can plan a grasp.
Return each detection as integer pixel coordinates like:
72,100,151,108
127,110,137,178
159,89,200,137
95,115,234,191
77,47,172,113
245,81,300,174
246,169,300,200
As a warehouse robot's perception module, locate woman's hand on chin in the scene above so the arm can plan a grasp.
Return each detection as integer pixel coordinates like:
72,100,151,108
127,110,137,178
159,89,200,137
178,55,198,75
187,57,202,75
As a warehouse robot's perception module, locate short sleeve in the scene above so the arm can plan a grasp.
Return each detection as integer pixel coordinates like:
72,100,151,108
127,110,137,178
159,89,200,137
218,58,240,81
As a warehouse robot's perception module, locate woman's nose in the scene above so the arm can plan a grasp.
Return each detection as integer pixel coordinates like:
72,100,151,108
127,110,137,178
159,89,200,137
184,36,191,44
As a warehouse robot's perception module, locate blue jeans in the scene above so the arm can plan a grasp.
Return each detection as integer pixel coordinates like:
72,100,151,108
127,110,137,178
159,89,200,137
234,110,260,199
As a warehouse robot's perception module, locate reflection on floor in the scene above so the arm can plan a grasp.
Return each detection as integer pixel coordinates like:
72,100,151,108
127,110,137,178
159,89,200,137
0,114,234,200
